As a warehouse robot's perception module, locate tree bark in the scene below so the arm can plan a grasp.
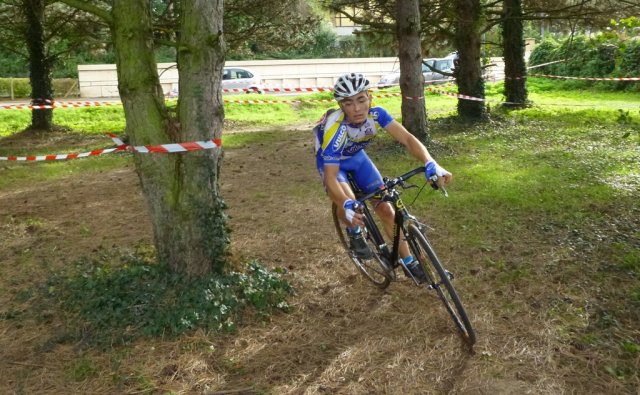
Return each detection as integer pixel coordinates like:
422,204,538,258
23,0,53,130
454,0,486,121
110,0,228,276
502,0,528,108
395,0,428,143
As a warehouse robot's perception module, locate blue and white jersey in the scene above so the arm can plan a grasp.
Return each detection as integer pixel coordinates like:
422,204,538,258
314,107,394,165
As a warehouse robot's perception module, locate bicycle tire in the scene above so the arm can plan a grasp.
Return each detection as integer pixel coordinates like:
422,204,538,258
407,224,476,346
332,202,392,289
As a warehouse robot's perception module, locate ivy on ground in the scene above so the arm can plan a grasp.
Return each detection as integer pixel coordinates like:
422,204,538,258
44,247,292,345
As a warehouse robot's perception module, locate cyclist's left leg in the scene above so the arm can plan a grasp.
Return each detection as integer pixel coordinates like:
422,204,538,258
347,151,412,261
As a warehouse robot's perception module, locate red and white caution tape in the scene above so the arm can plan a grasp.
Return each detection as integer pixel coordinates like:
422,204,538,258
224,98,334,105
0,100,122,111
0,134,221,162
106,133,222,154
529,74,640,81
426,87,487,102
526,59,567,69
223,86,334,93
0,144,126,161
507,74,640,81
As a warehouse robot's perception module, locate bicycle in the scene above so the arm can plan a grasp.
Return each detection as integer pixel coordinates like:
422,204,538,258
332,166,476,347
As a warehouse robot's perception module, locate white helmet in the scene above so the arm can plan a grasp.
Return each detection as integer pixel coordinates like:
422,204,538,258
333,73,371,101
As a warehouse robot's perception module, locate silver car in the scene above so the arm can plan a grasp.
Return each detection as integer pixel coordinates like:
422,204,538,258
377,57,454,88
426,58,455,83
166,66,265,96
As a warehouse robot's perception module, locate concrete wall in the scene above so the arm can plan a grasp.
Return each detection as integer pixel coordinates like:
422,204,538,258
77,56,514,98
78,58,401,98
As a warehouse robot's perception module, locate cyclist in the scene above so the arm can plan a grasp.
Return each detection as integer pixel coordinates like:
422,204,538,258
314,72,452,283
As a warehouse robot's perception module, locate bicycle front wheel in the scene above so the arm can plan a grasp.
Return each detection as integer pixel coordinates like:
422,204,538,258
407,224,476,347
332,203,392,289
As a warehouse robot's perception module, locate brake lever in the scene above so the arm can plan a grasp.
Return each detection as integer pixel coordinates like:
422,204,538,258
429,175,449,197
394,176,419,190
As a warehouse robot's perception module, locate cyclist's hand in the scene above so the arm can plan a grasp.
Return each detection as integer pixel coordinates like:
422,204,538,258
425,160,452,187
343,199,364,226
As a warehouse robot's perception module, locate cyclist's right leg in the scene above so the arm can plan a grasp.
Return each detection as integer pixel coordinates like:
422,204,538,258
316,154,357,226
347,151,426,282
317,155,373,259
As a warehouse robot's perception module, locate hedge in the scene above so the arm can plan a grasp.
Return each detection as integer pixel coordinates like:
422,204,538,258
529,35,640,91
0,78,79,99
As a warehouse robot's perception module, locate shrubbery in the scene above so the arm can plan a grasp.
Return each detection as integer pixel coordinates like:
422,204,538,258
529,33,640,91
44,247,293,345
0,77,79,99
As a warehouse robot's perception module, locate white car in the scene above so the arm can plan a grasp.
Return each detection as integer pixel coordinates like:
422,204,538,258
222,67,264,93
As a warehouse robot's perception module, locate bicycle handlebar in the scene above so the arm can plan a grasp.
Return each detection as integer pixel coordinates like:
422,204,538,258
358,166,448,202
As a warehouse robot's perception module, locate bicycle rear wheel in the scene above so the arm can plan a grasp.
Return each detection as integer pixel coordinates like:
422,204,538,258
332,203,392,289
407,224,476,347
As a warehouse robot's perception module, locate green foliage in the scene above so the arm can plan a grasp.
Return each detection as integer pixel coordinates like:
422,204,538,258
53,49,117,79
609,16,640,35
44,247,292,345
621,340,640,354
0,77,79,99
529,33,640,91
0,78,31,98
527,38,559,70
70,357,98,382
0,48,28,77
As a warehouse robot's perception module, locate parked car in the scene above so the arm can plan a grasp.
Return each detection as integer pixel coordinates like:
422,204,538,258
222,67,264,93
377,57,454,88
425,58,455,83
166,66,264,96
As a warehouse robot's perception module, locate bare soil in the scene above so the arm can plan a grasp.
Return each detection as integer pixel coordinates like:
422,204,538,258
0,127,637,394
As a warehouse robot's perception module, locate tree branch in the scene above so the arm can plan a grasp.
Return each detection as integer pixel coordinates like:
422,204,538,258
56,0,112,25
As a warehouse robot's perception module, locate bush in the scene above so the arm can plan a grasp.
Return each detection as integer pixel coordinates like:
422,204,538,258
529,34,640,90
615,40,640,91
44,247,293,345
0,78,31,98
0,77,79,99
529,39,559,68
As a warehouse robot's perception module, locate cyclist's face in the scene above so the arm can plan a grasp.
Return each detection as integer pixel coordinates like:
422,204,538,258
339,91,371,125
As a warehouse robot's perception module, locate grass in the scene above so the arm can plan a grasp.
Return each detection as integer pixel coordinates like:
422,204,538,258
1,81,639,393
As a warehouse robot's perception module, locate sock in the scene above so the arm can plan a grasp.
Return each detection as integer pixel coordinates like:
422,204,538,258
402,255,414,265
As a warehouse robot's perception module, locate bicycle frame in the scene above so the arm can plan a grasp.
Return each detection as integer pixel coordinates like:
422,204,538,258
343,167,476,347
349,166,426,270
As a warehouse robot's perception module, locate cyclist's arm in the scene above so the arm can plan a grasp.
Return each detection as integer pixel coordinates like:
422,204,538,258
384,120,452,184
323,164,364,226
384,120,432,163
324,165,350,206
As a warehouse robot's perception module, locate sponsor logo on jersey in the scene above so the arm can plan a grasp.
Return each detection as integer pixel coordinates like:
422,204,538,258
345,141,369,154
332,126,347,151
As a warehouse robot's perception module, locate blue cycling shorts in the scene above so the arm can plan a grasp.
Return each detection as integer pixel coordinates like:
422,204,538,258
316,149,383,194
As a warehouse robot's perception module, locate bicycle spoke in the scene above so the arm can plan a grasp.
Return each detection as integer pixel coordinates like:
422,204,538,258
332,203,392,289
408,224,476,347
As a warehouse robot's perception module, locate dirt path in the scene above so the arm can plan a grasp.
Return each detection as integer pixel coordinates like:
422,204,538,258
1,128,633,394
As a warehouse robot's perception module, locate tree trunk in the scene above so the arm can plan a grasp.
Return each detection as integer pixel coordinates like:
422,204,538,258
502,0,528,108
454,0,486,121
23,0,53,130
395,0,428,142
111,0,228,276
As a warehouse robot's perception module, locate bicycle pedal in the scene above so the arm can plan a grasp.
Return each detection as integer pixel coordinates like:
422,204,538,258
446,270,454,281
